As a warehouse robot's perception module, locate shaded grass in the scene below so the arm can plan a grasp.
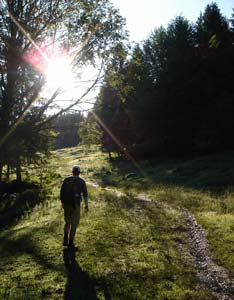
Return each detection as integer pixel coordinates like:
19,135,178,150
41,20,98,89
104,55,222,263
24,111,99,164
0,164,60,229
0,188,41,229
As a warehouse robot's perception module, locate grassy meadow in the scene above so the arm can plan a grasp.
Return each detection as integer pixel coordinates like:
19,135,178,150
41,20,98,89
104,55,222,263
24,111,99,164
1,145,234,299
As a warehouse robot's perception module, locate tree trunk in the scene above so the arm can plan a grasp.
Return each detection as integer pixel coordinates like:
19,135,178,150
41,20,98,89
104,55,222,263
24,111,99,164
6,164,10,181
0,163,3,181
0,149,4,181
16,154,22,182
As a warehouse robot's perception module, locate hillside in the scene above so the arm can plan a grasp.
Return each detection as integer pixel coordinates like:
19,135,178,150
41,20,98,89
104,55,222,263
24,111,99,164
1,146,234,299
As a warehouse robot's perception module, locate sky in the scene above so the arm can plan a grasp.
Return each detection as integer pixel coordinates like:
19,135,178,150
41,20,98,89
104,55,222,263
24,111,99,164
111,0,234,42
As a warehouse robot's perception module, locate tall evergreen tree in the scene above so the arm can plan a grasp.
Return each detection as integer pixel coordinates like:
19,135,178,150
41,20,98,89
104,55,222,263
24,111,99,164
193,3,234,151
196,2,229,48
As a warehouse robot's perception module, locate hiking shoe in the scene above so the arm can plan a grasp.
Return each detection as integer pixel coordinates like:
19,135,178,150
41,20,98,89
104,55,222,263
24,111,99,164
63,233,69,246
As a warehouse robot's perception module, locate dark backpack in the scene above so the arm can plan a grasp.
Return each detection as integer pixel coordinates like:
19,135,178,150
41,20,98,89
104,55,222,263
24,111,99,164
60,177,81,205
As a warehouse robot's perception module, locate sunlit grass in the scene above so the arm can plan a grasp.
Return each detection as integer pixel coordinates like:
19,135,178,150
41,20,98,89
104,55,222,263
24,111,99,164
1,145,234,299
1,185,212,300
196,212,234,274
52,145,234,279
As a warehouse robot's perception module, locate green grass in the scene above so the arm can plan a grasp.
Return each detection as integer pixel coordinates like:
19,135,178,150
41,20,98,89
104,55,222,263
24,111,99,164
196,212,234,275
79,148,234,277
50,145,234,276
54,145,234,276
0,186,212,299
1,145,234,299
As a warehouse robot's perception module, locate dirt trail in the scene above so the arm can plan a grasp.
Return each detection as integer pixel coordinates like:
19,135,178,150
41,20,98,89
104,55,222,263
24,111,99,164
182,208,234,300
136,196,234,299
87,182,234,299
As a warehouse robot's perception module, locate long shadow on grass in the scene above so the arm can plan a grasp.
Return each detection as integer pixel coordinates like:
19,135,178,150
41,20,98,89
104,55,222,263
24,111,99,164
0,187,41,230
63,249,111,300
0,225,112,300
0,224,63,273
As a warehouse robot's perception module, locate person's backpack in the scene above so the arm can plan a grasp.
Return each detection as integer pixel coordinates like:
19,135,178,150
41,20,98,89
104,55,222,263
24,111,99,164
61,176,82,205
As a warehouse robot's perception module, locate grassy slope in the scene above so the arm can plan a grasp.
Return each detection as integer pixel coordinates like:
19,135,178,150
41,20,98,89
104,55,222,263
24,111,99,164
67,146,234,276
1,145,233,299
89,148,234,277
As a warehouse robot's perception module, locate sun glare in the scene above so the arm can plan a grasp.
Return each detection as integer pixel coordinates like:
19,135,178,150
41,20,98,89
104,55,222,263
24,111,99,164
23,39,99,111
23,39,76,96
45,57,75,92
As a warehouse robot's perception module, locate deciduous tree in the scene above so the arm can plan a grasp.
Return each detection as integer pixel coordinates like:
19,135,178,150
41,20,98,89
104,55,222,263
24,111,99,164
0,0,126,180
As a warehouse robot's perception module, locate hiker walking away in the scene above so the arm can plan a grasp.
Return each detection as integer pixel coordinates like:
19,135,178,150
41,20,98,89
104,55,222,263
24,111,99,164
60,165,88,248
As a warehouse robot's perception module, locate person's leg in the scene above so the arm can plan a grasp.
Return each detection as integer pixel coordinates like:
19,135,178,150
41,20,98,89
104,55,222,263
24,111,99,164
69,205,80,246
63,223,71,246
63,204,73,246
64,223,71,234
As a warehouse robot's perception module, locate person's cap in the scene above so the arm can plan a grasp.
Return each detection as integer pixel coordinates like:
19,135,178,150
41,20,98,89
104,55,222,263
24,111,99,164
72,165,80,173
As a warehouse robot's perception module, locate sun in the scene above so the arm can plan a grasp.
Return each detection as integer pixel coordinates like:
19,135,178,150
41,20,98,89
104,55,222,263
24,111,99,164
23,39,76,93
45,57,75,92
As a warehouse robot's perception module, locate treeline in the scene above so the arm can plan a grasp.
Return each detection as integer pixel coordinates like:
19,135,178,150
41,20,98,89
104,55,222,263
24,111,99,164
52,113,84,149
91,3,234,158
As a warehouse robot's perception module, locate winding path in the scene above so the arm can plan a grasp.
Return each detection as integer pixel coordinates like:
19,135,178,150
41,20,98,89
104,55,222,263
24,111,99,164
87,182,234,299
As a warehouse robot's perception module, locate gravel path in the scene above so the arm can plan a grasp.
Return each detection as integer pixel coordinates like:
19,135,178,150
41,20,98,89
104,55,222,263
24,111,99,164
182,208,234,300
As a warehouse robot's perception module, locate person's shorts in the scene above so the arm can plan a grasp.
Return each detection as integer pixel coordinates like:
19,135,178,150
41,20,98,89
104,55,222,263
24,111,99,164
64,204,80,224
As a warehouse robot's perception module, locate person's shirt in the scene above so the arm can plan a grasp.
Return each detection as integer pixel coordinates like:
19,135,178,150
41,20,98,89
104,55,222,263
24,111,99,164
60,175,88,206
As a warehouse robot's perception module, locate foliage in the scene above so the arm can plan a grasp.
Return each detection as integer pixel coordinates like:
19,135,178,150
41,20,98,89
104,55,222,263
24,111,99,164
52,112,84,149
196,3,230,47
78,112,101,145
0,0,127,181
95,3,234,158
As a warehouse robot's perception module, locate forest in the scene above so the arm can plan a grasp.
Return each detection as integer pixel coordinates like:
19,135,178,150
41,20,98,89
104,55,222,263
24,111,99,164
90,2,234,158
